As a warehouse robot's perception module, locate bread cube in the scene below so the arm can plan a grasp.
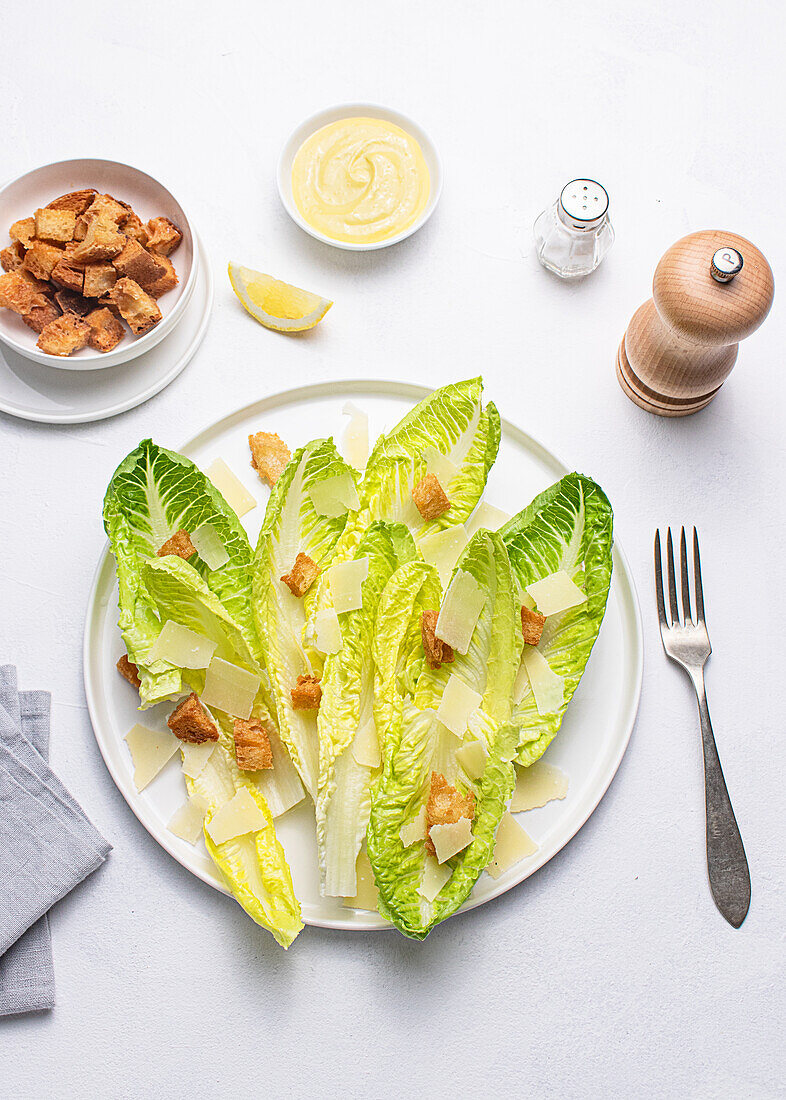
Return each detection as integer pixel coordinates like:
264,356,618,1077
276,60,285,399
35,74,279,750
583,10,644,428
112,238,168,290
1,241,26,272
85,307,125,353
22,297,62,334
291,674,322,710
46,189,98,216
146,255,178,298
412,474,451,520
21,240,64,281
71,219,125,263
280,552,319,597
121,211,149,245
82,262,117,298
249,431,291,486
233,717,274,771
50,247,85,293
34,208,76,243
421,609,454,670
105,277,161,335
145,217,183,256
36,312,91,356
520,604,546,646
167,693,218,744
10,218,36,248
54,288,90,316
116,654,142,689
157,528,195,559
425,771,475,857
83,193,130,227
0,271,49,314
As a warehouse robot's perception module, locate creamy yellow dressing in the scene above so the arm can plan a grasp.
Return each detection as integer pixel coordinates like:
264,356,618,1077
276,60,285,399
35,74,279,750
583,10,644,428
291,117,430,244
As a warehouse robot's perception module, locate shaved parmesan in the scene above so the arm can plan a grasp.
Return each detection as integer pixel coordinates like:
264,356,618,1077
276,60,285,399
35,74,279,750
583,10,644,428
430,817,473,863
180,740,217,780
125,724,179,791
464,501,510,539
342,848,379,912
309,471,360,518
149,620,217,669
201,656,260,719
341,402,369,470
352,720,381,768
206,787,268,845
516,647,565,715
418,855,451,901
190,523,230,570
521,590,536,611
314,607,342,654
206,458,256,517
399,806,428,847
424,446,458,487
329,556,369,614
419,525,468,587
435,569,485,654
526,569,587,616
511,760,569,812
456,736,488,780
436,674,482,737
486,813,538,879
167,795,208,845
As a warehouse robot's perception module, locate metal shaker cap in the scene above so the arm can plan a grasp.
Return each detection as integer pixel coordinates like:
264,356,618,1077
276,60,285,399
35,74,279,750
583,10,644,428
558,179,610,230
710,247,744,283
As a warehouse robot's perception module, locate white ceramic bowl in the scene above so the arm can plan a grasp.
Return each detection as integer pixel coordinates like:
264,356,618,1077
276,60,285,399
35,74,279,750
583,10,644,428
277,103,442,251
0,158,198,370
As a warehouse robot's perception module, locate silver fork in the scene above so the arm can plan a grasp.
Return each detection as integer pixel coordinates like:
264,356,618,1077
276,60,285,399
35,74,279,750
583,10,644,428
654,527,750,927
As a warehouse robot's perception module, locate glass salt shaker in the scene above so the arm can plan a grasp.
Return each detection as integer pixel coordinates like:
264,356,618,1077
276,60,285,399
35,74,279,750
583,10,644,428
533,179,614,279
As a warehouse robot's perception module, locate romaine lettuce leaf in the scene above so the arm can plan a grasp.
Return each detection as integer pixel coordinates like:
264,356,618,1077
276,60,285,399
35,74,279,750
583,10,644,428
501,473,613,766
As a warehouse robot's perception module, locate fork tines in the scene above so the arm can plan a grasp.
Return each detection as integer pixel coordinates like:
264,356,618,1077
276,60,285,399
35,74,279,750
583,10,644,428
654,526,705,629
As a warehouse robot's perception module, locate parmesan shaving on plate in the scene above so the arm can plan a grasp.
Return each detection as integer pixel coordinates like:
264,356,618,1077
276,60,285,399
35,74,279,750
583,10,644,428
206,787,268,845
464,501,510,539
456,736,488,780
167,795,208,845
435,569,485,654
399,806,428,848
436,674,482,737
342,848,379,912
309,471,361,517
329,557,369,614
314,607,342,654
430,818,473,864
180,740,217,780
486,813,538,879
351,721,381,768
418,856,451,902
424,445,458,487
341,402,369,470
511,760,569,812
526,569,587,616
190,523,230,570
125,724,179,791
515,647,565,715
419,525,468,587
205,458,257,517
201,657,260,720
149,620,217,669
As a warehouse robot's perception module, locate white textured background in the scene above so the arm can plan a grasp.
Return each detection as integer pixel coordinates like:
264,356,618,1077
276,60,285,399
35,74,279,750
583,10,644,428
1,2,784,1097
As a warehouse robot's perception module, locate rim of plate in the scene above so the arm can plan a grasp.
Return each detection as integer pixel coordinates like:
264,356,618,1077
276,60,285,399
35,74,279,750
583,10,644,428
277,103,443,251
83,379,643,933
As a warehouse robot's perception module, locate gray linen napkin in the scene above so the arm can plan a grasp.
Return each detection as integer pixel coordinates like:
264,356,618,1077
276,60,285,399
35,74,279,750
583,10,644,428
0,666,112,1016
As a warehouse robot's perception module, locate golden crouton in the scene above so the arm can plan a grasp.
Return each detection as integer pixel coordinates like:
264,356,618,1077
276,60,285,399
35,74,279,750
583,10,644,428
36,312,91,356
116,654,141,689
71,219,125,263
521,604,546,646
54,288,90,316
249,431,291,486
112,238,168,290
82,262,117,298
167,693,218,744
34,207,76,244
22,297,61,334
85,307,125,353
425,771,475,856
233,717,274,771
50,246,86,293
73,214,90,242
1,241,26,272
291,674,322,710
82,193,129,227
46,189,98,216
157,528,195,559
0,271,49,314
121,211,149,245
281,552,319,597
412,474,451,521
10,217,36,249
421,610,454,670
105,277,162,335
146,254,178,298
145,216,183,256
21,241,64,282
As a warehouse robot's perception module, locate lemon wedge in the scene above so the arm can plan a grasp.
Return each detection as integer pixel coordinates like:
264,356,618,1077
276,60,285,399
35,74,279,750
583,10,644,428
228,264,332,332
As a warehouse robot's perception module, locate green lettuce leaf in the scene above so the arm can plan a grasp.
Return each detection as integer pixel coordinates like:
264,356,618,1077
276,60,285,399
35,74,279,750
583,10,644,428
501,473,613,766
367,531,520,939
251,438,358,799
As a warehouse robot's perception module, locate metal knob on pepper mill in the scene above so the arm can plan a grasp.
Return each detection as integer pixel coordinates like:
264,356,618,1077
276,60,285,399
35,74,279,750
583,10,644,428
617,230,774,416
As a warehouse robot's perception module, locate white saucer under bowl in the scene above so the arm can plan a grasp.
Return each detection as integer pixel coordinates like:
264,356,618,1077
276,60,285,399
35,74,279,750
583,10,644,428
0,233,212,424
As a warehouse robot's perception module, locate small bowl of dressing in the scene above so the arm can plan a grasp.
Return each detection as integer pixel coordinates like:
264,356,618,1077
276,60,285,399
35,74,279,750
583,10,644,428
277,103,442,251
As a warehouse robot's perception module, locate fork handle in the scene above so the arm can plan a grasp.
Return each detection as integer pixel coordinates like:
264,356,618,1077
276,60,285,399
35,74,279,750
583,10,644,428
690,671,751,927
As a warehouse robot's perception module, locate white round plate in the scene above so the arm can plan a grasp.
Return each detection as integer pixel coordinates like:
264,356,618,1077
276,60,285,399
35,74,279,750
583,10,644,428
277,103,442,251
0,234,212,423
83,381,643,933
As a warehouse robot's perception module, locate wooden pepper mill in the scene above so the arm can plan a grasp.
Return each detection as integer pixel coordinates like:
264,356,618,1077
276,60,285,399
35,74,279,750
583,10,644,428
617,230,774,416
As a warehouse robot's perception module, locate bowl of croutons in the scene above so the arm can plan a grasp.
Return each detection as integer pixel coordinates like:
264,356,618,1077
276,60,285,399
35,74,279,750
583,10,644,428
0,159,197,369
